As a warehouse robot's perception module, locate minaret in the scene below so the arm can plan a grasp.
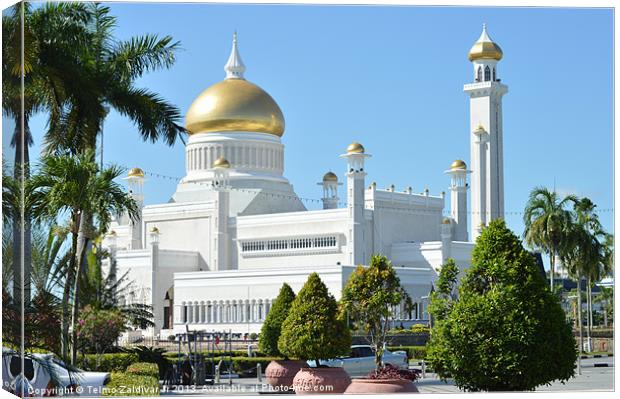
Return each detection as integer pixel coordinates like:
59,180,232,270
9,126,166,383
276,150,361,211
124,167,145,249
464,24,508,239
445,160,471,241
318,171,341,210
341,142,370,265
224,31,246,79
211,156,230,271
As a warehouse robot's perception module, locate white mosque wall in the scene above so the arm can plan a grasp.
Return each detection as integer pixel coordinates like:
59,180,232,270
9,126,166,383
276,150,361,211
235,208,351,269
142,201,219,270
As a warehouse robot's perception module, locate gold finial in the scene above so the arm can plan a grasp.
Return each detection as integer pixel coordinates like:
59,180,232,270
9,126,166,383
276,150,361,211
322,171,338,182
450,159,467,170
346,142,365,154
212,156,231,169
442,217,452,225
150,226,160,234
128,167,145,177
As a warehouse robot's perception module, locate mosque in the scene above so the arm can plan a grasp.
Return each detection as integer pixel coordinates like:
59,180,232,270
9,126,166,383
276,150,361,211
103,25,508,338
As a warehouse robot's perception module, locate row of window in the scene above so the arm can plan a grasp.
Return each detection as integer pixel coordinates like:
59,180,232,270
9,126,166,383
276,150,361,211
181,300,271,324
476,65,497,82
241,235,338,253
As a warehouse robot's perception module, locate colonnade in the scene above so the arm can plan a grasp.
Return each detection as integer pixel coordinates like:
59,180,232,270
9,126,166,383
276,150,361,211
180,298,272,324
186,143,284,172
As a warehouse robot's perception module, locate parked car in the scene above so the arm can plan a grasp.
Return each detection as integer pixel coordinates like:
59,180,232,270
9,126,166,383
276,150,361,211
2,348,110,396
307,345,409,377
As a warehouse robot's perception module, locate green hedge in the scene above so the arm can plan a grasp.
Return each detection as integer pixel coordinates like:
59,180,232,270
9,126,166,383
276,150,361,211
126,362,159,377
102,372,159,397
79,353,139,372
388,346,427,360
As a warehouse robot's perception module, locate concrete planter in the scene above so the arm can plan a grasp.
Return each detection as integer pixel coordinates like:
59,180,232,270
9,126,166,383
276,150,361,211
292,367,351,394
344,378,419,394
265,360,306,391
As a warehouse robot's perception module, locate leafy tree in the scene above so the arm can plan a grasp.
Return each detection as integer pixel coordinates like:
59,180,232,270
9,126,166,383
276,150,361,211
427,220,577,391
278,273,351,366
341,255,410,367
523,187,578,292
75,305,126,368
259,283,296,357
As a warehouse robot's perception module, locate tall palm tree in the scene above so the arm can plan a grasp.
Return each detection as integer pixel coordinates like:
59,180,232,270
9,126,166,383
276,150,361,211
44,3,185,155
30,150,140,364
3,1,91,306
523,187,578,292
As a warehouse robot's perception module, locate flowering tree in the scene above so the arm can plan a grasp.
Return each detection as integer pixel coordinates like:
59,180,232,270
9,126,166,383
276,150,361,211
76,305,126,367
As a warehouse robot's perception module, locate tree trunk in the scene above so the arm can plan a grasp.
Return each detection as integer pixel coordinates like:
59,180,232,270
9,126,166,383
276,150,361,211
576,274,583,371
549,249,555,293
11,118,32,308
586,278,593,352
61,214,79,363
71,212,90,365
603,302,608,327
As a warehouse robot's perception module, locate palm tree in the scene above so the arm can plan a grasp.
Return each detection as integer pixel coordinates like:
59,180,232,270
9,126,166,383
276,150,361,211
523,187,578,292
3,1,91,306
43,3,185,156
594,286,613,327
30,150,140,364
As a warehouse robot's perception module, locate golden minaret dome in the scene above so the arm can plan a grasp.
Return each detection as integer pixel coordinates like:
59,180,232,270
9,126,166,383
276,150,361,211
127,167,145,177
185,33,285,137
322,171,338,182
346,142,365,154
212,156,231,169
450,159,467,170
468,24,503,62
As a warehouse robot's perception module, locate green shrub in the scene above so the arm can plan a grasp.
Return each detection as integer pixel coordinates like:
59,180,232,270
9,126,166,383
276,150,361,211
102,372,159,397
427,220,577,391
126,362,159,377
249,332,258,340
387,346,427,360
278,272,351,364
259,283,296,357
80,353,139,372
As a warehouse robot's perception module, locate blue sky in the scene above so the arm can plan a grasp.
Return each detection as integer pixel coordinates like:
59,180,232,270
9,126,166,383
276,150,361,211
3,3,614,248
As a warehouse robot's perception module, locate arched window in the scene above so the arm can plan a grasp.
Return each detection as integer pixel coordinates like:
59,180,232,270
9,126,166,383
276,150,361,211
493,68,496,81
484,66,491,81
476,66,482,82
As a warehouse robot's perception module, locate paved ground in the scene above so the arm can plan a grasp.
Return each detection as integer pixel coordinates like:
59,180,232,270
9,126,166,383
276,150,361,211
160,357,614,395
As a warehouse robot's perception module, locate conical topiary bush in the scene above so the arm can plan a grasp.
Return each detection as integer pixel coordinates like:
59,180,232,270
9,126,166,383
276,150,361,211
278,272,351,365
259,283,296,357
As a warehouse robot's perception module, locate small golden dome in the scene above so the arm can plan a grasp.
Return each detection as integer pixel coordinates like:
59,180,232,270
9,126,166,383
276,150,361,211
127,167,145,177
109,230,117,236
442,217,452,225
185,79,285,136
150,226,160,234
450,160,467,170
346,142,365,154
468,25,503,62
212,156,231,169
323,171,338,182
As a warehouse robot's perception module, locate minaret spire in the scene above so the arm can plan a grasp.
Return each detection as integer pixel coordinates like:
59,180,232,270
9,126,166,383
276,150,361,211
224,31,246,80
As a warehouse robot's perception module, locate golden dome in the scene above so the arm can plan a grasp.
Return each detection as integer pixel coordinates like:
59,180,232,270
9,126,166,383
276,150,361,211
150,226,160,234
450,160,467,170
346,142,365,154
323,171,338,182
127,167,145,177
468,25,503,62
212,156,231,169
442,217,452,225
185,79,285,136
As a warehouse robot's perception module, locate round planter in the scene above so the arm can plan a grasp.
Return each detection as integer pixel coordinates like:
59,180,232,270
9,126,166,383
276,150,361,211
265,360,307,391
344,378,419,394
293,367,352,395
